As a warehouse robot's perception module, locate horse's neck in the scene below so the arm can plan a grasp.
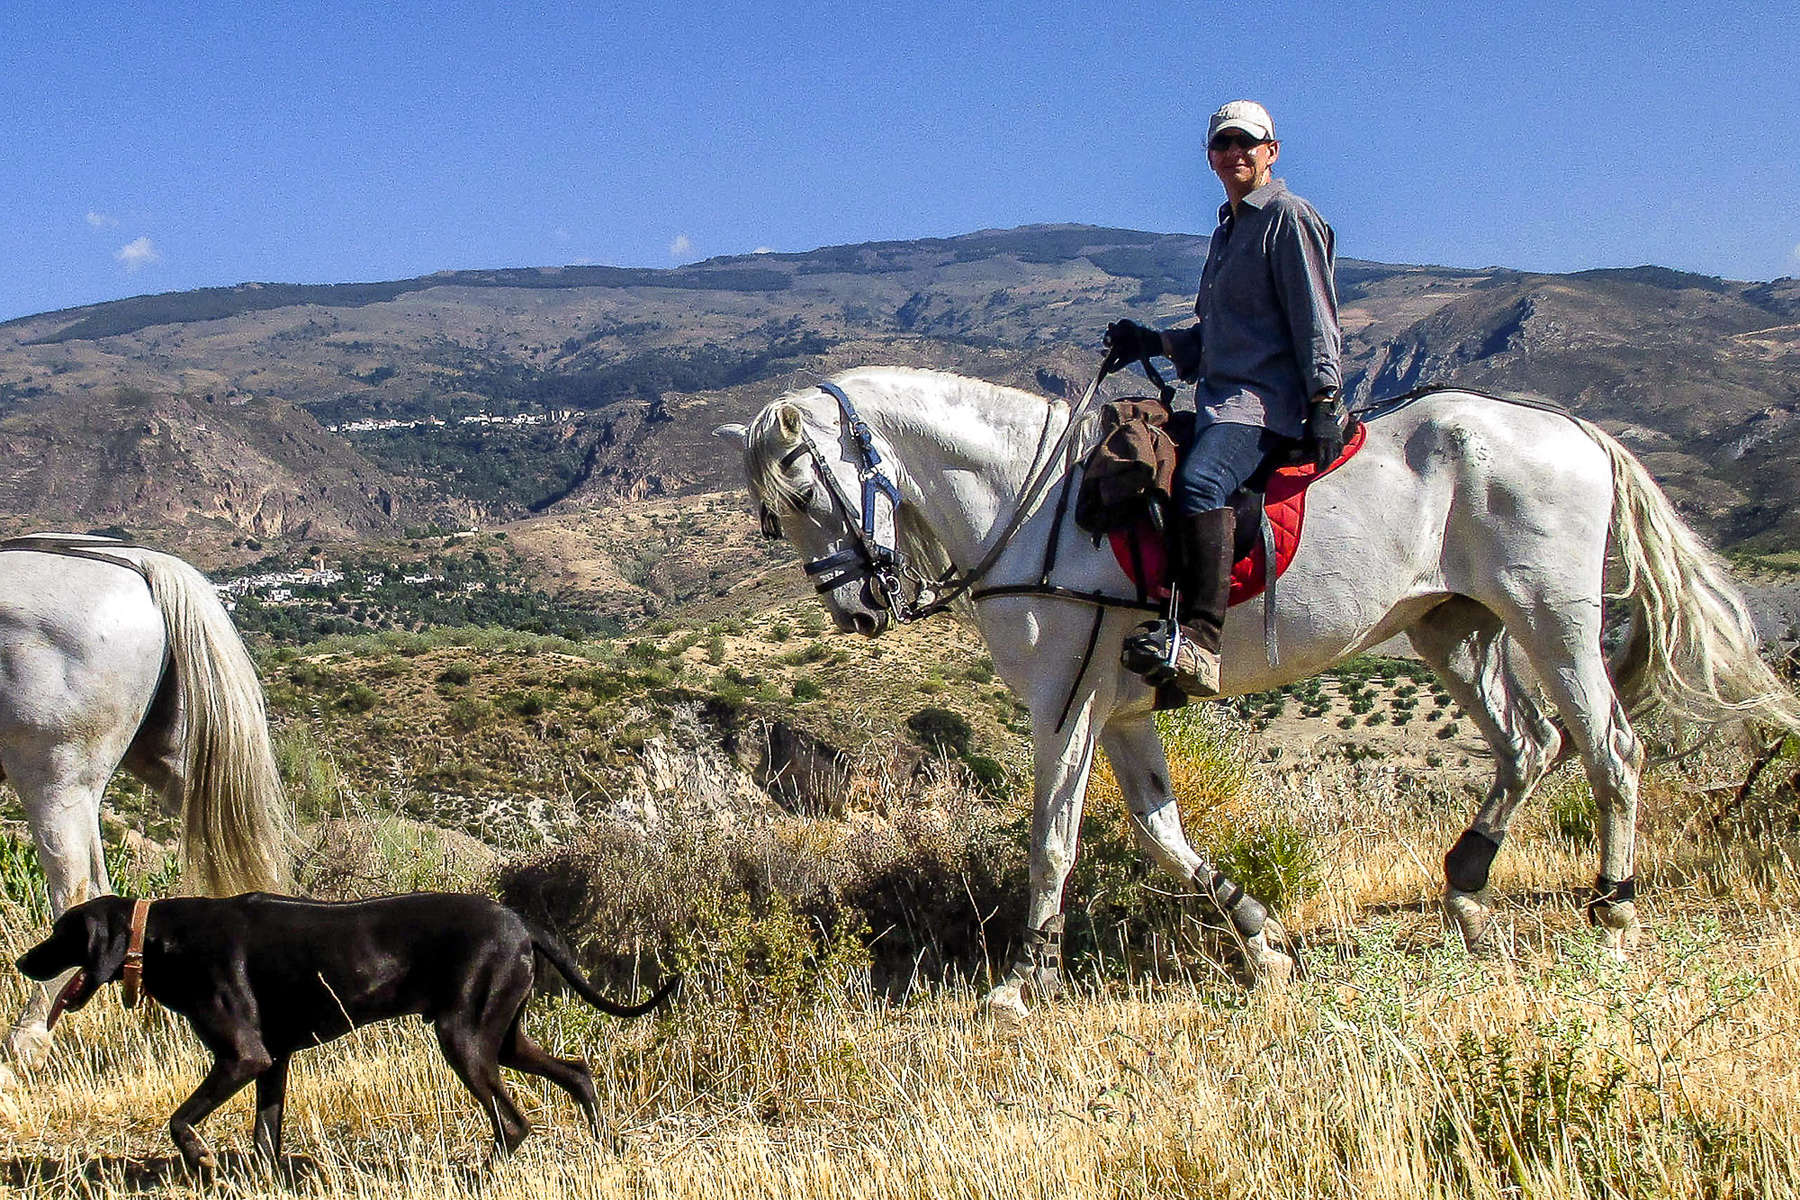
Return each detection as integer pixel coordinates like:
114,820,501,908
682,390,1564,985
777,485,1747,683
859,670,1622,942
856,373,1064,567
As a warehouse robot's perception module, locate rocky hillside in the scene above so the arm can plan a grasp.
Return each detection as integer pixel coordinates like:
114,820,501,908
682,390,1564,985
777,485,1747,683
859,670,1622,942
2,226,1796,566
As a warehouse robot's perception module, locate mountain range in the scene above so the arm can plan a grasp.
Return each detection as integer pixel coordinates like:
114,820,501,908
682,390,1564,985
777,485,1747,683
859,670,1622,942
3,225,1796,567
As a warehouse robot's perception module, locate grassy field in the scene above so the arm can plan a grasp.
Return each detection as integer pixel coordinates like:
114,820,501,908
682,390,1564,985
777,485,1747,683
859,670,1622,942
3,723,1797,1199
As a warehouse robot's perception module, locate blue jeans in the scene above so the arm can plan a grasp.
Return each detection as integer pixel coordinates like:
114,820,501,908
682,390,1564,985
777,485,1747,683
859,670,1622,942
1174,420,1286,515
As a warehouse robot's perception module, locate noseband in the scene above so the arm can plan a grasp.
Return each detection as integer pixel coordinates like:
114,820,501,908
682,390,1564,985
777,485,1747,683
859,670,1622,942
759,381,914,614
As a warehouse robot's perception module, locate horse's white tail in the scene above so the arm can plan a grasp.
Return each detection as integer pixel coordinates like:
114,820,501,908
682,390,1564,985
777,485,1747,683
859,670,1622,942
138,552,294,895
1580,419,1800,737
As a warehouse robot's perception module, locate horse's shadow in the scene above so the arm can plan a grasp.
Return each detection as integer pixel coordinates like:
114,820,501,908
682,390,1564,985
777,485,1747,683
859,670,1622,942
1,1151,324,1194
1291,885,1641,965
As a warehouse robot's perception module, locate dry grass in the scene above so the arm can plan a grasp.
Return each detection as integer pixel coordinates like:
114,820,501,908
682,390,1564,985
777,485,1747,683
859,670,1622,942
5,746,1800,1197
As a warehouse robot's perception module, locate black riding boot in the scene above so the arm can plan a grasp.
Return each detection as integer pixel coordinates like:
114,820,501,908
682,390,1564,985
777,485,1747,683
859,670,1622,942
1122,507,1235,696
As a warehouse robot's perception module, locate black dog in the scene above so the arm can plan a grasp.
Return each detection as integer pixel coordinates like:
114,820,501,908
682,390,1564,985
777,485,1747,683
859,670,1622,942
16,892,677,1166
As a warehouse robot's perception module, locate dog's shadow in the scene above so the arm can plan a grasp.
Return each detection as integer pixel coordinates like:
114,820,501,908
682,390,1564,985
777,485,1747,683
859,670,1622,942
2,1151,325,1194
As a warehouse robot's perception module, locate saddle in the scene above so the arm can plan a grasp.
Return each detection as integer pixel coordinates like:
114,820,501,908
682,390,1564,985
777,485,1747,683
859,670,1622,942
1075,397,1366,655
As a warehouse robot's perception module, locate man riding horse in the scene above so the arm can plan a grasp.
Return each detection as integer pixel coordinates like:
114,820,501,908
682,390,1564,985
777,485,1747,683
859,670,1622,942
1105,99,1349,696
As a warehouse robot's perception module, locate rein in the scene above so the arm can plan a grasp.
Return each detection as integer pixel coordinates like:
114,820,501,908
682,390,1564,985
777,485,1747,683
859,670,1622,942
768,358,1158,625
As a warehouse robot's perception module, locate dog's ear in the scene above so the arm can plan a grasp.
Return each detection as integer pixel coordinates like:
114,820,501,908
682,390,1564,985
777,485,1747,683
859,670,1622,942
16,896,121,981
83,898,136,984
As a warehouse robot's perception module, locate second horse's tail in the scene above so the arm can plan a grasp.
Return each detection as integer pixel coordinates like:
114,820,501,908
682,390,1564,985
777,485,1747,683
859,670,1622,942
138,551,294,895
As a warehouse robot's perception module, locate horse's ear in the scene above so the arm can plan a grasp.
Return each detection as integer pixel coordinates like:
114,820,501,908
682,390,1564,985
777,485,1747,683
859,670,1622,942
774,403,805,441
713,423,748,447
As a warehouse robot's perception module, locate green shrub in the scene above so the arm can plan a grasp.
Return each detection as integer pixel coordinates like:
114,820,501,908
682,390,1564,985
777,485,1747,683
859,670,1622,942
435,662,473,686
338,683,379,713
1431,1026,1627,1196
962,754,1008,798
503,690,549,718
1547,776,1597,845
1215,816,1321,915
275,724,342,820
445,696,491,733
779,641,831,667
906,707,973,757
0,833,49,922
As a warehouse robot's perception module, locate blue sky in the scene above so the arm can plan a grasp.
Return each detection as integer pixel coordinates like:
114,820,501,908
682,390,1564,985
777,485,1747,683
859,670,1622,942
3,0,1796,323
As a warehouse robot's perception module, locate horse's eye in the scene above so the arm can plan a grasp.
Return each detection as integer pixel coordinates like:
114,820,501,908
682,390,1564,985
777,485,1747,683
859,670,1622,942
788,486,816,513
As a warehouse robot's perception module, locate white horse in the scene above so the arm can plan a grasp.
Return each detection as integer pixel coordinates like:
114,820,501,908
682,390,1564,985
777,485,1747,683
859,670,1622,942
0,534,291,1065
718,366,1800,1023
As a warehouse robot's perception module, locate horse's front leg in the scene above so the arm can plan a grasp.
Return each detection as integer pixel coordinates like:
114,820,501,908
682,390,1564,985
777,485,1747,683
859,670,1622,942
1099,716,1291,985
983,692,1104,1027
2,754,113,1073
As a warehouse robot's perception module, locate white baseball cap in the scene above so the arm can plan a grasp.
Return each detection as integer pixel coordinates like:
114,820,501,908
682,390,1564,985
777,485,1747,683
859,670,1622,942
1208,100,1275,142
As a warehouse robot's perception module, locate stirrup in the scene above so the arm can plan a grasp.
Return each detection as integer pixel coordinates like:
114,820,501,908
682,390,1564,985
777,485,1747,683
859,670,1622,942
1122,619,1220,696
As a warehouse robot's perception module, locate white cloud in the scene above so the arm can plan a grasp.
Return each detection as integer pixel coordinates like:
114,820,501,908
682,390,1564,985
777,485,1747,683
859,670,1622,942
86,210,118,228
669,233,693,259
753,246,775,254
115,236,162,272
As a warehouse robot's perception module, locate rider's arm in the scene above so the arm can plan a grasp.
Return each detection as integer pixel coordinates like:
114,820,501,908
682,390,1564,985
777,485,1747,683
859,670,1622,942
1268,201,1342,403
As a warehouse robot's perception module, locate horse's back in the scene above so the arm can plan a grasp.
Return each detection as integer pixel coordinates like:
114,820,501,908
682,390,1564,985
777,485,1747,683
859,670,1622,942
0,550,166,744
1352,390,1615,600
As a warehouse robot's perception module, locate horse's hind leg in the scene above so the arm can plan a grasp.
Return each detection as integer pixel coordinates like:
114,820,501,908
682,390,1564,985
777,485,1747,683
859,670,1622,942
2,747,114,1067
1408,598,1563,957
1099,716,1291,984
1484,596,1646,958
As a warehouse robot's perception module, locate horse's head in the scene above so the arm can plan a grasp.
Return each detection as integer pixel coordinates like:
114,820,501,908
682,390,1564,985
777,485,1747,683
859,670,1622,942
716,394,901,637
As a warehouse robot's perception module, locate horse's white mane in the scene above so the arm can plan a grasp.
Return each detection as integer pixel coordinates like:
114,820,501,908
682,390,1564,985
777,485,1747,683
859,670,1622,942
743,366,1055,509
743,368,1062,602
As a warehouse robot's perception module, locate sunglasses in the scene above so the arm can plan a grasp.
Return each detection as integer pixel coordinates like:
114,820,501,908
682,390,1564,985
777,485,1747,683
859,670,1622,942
1208,132,1268,153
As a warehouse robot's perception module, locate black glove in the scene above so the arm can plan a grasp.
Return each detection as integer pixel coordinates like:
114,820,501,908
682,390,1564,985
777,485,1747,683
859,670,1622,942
1306,394,1347,470
1103,319,1163,367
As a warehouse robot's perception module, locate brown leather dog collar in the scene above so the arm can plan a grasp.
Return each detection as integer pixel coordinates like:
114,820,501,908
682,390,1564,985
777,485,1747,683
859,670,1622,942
121,898,152,1009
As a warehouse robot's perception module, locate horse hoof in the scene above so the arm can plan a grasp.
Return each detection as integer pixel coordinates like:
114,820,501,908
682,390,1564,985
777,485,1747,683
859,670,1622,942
1445,889,1510,960
1244,931,1293,988
3,1024,52,1070
984,984,1029,1031
1593,900,1641,962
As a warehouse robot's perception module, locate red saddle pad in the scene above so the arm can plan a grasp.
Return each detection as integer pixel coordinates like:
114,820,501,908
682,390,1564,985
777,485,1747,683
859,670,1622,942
1108,421,1367,608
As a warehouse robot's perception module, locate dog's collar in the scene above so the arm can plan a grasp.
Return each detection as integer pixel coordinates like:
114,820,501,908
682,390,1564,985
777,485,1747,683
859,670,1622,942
121,898,152,1009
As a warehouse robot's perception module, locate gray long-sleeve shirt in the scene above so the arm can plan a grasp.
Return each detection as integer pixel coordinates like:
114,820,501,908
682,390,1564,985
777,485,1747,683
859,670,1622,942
1165,178,1341,438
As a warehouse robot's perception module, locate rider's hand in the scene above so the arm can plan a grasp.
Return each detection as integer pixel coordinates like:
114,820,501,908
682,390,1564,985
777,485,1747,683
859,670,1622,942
1103,320,1163,366
1306,392,1347,470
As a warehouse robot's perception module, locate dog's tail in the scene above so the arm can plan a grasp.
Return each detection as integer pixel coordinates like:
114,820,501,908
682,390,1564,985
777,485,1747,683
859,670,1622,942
525,924,680,1018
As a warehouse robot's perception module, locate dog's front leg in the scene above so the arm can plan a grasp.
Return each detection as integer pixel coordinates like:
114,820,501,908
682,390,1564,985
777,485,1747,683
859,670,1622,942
252,1056,292,1164
171,1051,273,1170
